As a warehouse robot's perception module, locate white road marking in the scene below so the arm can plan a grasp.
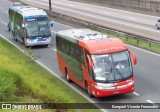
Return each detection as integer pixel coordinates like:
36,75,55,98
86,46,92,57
0,7,3,9
85,7,90,10
4,23,7,25
0,33,107,112
52,48,56,51
0,1,157,111
6,0,12,4
50,29,160,58
52,22,160,58
55,1,59,4
128,17,136,21
127,44,160,57
68,4,74,7
133,92,140,96
53,4,160,33
103,11,111,15
64,0,159,18
27,0,160,33
51,30,56,33
146,100,155,104
0,2,157,110
6,11,8,14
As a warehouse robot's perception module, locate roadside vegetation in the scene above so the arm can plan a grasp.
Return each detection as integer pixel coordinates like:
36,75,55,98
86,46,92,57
95,29,160,54
10,0,160,54
0,36,98,112
117,35,160,53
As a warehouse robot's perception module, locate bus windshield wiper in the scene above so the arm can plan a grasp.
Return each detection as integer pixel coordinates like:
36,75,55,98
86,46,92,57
115,68,125,81
38,25,47,36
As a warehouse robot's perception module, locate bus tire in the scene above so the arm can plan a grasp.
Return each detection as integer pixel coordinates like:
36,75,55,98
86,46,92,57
8,24,10,32
85,82,93,98
65,68,72,83
12,31,14,36
44,44,49,47
13,32,18,42
24,38,29,48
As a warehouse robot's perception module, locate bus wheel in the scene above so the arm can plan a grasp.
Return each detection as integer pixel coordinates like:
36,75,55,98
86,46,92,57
13,32,18,42
8,25,10,32
14,36,18,42
85,82,93,98
44,44,49,47
65,69,72,83
24,39,29,48
12,31,15,36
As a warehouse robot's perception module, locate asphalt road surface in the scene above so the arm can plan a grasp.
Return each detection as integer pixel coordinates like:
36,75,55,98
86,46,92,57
21,0,160,41
0,0,160,112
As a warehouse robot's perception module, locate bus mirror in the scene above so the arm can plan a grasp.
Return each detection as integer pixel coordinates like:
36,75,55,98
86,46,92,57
50,21,53,27
129,50,137,65
87,55,93,70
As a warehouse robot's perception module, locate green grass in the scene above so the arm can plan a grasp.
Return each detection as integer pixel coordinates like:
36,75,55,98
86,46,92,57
96,29,160,54
0,36,99,112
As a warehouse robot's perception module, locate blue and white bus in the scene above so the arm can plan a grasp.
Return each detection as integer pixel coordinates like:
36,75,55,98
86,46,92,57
8,4,53,47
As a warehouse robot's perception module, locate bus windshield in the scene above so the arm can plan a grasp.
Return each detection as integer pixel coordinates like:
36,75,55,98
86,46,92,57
91,51,132,83
37,18,50,36
26,20,39,37
25,17,50,37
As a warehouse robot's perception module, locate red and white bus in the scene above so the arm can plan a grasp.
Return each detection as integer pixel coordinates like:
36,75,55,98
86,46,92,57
56,29,137,97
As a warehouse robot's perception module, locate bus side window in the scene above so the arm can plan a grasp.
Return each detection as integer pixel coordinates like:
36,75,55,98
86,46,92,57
56,36,62,51
56,35,59,48
65,41,69,56
80,48,84,64
74,46,84,64
70,45,75,57
62,43,66,52
75,46,80,61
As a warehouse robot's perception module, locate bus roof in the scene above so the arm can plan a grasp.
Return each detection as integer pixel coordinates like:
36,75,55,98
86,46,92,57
9,5,47,17
57,29,108,40
57,29,128,54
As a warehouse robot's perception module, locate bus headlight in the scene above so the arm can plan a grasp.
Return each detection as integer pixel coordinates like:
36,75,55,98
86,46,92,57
94,83,116,90
116,80,134,89
127,80,134,86
47,37,51,41
26,38,32,42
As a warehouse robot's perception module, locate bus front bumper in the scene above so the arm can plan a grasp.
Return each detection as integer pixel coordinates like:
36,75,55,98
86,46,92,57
25,37,51,46
91,80,134,97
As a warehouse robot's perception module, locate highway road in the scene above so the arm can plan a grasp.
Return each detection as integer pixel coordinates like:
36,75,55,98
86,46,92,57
20,0,160,41
0,0,160,112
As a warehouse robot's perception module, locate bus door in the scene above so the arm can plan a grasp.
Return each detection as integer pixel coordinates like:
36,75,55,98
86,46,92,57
84,50,94,90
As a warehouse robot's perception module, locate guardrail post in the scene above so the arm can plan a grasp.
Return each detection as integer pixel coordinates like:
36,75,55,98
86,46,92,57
49,0,52,11
126,36,128,41
137,39,139,44
149,43,151,47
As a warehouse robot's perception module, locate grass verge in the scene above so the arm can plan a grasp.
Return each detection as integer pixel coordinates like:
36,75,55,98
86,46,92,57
96,29,160,54
0,36,98,112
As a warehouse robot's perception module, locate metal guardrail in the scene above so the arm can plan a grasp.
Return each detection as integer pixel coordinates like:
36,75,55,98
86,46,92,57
49,11,160,48
106,0,160,11
95,27,160,47
21,0,160,48
113,0,160,11
71,0,160,11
